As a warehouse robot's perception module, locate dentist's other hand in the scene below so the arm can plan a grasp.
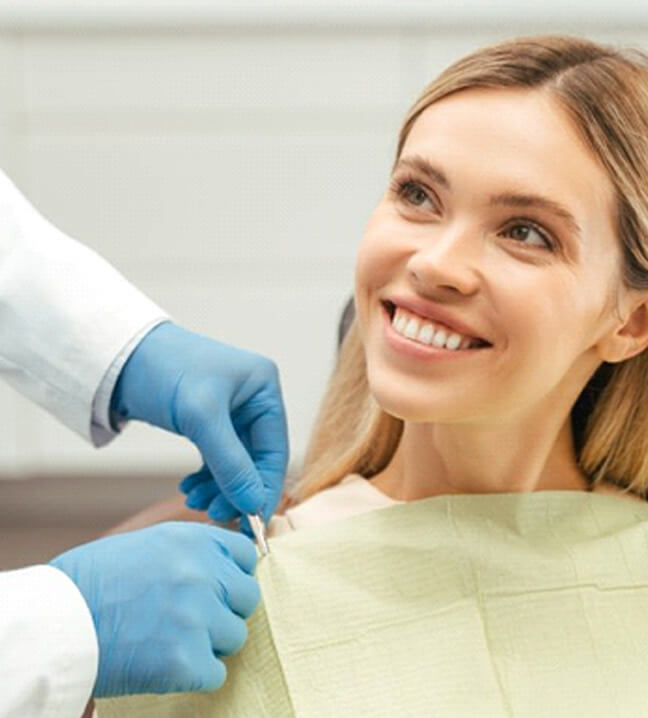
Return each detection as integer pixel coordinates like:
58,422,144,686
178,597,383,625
111,322,289,533
50,522,260,697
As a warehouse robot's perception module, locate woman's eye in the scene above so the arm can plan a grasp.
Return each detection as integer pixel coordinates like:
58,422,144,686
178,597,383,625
503,222,553,250
396,180,437,211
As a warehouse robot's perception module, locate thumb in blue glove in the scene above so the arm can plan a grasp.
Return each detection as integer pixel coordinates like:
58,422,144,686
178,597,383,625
50,522,260,697
110,322,290,533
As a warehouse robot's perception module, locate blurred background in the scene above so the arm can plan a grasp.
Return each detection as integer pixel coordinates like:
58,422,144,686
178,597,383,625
1,0,647,567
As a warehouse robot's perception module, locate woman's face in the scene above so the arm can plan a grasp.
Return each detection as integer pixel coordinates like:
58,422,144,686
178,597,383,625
355,86,626,425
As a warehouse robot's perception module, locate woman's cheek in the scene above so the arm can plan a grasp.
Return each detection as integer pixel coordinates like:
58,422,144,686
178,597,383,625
356,236,394,291
354,243,378,303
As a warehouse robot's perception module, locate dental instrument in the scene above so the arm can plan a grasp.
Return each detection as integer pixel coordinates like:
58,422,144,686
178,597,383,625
247,513,269,556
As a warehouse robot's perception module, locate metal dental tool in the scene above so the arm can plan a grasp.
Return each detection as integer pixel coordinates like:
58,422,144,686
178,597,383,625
247,513,270,556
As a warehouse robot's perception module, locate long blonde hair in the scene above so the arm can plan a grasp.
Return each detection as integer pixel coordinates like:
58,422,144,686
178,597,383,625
285,35,648,508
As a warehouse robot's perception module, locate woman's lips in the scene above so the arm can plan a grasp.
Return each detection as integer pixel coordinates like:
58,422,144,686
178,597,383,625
380,302,491,360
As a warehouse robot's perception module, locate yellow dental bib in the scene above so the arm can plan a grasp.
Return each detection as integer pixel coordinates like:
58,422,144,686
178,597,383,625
96,490,648,717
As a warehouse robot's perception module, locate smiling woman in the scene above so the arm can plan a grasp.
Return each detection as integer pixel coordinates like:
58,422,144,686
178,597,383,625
288,34,648,507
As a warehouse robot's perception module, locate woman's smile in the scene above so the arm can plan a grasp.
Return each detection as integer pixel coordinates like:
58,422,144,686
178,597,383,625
381,301,492,361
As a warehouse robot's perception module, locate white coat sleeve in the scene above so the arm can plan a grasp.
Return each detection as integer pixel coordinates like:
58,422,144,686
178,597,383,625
0,565,98,718
90,321,166,442
0,168,169,446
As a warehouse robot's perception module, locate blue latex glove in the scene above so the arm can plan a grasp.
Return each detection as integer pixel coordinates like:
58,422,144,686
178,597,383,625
111,322,289,535
50,522,260,697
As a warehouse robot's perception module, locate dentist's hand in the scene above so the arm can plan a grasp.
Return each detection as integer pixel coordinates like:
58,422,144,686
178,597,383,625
110,322,289,534
50,522,260,697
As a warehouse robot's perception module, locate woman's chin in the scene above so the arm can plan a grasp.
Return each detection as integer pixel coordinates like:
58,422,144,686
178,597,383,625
370,388,455,424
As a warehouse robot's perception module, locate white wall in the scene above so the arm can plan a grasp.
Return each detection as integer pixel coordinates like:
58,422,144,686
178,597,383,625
0,1,646,477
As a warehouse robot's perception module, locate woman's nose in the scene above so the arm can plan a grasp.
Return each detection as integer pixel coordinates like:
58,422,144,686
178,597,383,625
406,228,482,296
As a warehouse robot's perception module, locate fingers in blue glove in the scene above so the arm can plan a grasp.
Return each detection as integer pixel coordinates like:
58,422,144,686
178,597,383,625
212,524,258,576
185,479,220,511
50,522,260,697
196,413,267,515
232,393,289,525
209,604,248,657
195,400,287,522
207,494,240,523
178,465,212,495
181,465,256,528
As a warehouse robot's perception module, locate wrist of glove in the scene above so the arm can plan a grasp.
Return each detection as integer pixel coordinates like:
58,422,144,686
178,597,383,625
50,522,260,697
110,320,185,433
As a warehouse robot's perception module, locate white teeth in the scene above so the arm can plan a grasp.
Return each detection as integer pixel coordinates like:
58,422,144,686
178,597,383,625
418,324,435,345
445,333,462,350
394,313,408,333
404,318,420,339
431,329,447,348
390,305,480,351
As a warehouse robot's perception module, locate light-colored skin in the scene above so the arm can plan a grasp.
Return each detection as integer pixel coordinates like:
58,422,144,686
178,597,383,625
356,87,648,503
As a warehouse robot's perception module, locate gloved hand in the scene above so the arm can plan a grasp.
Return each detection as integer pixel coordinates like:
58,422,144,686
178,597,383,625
110,321,289,535
50,522,260,697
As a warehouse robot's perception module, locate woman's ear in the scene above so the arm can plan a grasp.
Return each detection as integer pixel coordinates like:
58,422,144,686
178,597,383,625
600,297,648,363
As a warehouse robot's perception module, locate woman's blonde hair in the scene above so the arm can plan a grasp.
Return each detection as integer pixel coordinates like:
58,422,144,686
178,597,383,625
284,35,648,508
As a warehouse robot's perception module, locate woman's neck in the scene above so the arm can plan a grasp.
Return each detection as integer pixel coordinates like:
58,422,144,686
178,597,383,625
369,416,588,501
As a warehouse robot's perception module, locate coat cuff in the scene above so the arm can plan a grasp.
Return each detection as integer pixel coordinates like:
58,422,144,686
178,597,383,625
0,565,99,717
90,318,170,447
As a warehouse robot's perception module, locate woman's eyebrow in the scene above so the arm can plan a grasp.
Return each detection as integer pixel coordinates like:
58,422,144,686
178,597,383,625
393,155,583,240
488,192,582,238
394,155,451,189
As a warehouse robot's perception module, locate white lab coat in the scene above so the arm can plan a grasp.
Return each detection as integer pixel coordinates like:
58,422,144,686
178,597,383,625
0,169,168,717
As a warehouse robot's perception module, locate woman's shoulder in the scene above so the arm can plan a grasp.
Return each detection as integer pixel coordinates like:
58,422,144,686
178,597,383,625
268,474,401,538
